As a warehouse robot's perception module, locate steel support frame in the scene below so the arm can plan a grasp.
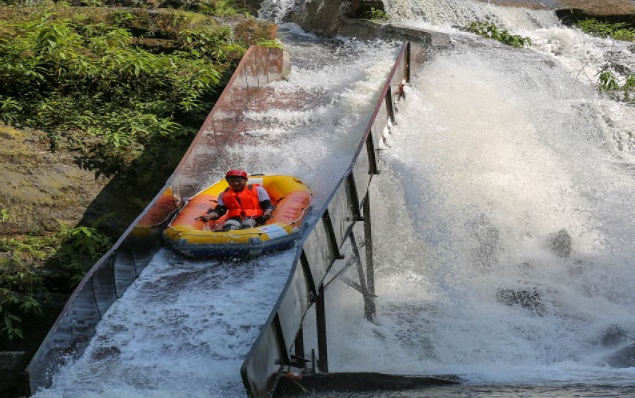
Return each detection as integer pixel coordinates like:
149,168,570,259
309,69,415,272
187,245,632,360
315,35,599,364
350,230,376,321
309,175,378,373
316,284,328,372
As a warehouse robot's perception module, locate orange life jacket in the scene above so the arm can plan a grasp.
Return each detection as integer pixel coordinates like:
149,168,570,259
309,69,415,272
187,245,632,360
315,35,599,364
221,184,264,219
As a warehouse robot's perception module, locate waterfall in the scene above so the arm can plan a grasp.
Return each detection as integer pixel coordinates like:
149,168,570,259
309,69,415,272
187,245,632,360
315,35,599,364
312,0,635,388
383,0,561,29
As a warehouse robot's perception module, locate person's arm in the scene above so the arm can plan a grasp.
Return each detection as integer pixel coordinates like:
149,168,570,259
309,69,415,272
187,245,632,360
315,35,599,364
210,196,228,217
257,186,273,218
198,198,227,221
207,205,228,218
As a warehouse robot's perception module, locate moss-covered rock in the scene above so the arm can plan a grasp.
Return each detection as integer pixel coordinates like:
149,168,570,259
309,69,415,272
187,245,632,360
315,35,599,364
0,126,110,236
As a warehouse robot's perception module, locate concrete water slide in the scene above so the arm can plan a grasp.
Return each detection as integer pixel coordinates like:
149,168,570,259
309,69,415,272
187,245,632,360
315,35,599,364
25,42,428,397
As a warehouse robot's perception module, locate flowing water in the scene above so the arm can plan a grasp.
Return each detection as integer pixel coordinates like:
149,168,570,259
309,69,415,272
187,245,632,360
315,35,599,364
32,0,635,395
31,31,399,398
297,0,635,396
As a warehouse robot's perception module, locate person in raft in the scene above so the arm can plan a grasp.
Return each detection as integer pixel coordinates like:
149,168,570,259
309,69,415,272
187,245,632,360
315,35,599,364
198,169,274,230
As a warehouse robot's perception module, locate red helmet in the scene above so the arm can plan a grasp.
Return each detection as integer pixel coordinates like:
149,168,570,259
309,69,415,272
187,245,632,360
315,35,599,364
225,169,248,179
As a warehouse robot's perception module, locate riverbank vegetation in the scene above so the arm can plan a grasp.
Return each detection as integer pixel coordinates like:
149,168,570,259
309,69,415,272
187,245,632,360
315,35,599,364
598,70,635,102
464,21,532,48
571,18,635,102
0,4,269,183
0,2,276,345
575,18,635,42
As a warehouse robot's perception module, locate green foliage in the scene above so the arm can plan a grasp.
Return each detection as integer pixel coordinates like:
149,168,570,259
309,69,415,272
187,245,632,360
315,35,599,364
0,256,43,342
363,7,388,21
65,225,112,258
52,223,113,286
0,209,7,223
0,5,244,182
0,97,24,124
599,70,620,91
598,70,635,103
177,26,233,60
198,0,246,17
0,220,113,341
255,38,282,49
465,21,532,48
576,19,635,42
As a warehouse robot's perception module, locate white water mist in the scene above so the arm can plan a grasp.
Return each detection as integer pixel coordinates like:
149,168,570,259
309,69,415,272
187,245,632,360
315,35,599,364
321,25,635,385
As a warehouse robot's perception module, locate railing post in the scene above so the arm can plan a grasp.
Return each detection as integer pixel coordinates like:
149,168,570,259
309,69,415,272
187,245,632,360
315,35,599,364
323,209,344,259
347,173,363,221
366,131,379,175
294,326,305,369
300,250,317,301
363,193,375,316
316,285,328,373
405,41,411,83
350,231,375,321
111,256,119,299
386,87,396,124
90,278,102,319
273,314,290,366
132,250,139,277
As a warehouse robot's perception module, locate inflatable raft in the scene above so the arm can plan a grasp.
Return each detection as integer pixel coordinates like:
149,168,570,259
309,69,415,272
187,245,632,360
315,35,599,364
163,175,311,257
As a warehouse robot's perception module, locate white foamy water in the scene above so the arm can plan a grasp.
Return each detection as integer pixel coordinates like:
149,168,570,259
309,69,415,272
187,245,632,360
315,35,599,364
385,0,560,29
316,11,635,387
386,0,635,94
34,250,296,398
31,0,635,394
32,31,399,398
204,28,400,206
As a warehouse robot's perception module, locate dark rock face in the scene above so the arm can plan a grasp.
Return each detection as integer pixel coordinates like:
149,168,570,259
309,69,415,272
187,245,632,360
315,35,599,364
347,0,386,18
600,325,628,347
289,0,451,46
546,229,572,258
0,126,110,236
0,351,29,397
605,343,635,368
555,2,635,26
289,0,345,36
496,287,545,315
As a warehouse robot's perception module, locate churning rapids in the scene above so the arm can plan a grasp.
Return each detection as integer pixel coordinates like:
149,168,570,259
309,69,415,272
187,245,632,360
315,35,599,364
32,29,400,398
33,0,635,396
300,0,635,397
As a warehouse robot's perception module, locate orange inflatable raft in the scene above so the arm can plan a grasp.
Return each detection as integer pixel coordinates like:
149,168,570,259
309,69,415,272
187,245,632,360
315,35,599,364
163,175,311,257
